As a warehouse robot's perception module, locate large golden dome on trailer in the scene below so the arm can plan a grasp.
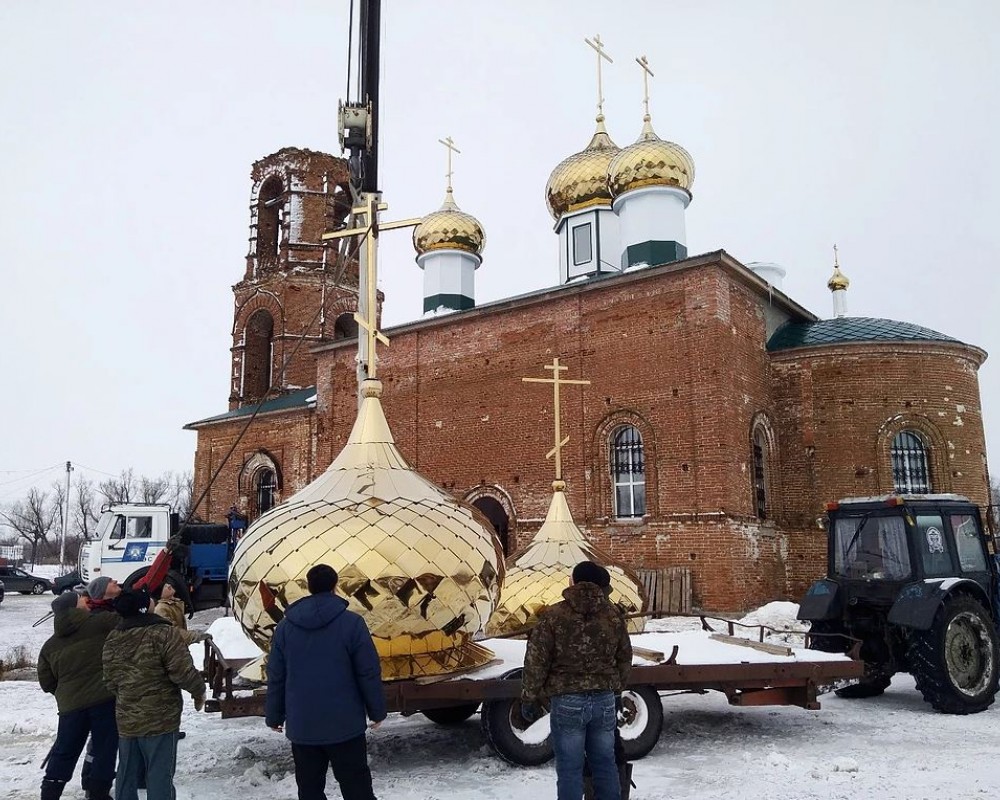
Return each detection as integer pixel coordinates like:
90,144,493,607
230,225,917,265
229,379,505,681
485,481,647,637
545,117,621,220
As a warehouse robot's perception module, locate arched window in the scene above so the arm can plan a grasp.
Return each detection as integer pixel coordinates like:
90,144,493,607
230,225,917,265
891,430,932,493
333,311,359,341
242,309,274,401
257,176,283,260
611,425,645,519
255,468,277,516
752,428,768,518
473,496,510,555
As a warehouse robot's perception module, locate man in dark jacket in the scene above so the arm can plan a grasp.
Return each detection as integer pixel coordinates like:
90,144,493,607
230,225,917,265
102,588,206,800
521,561,632,800
37,590,120,800
266,564,386,800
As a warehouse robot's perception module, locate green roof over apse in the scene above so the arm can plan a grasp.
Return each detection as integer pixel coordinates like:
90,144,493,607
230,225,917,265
767,317,961,352
184,386,316,429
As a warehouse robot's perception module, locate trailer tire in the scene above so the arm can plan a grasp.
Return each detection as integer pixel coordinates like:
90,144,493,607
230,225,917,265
480,669,553,766
422,703,480,725
908,594,999,715
617,685,663,760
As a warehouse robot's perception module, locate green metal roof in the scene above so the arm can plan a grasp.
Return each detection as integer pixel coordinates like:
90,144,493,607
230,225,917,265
767,317,960,352
184,386,316,429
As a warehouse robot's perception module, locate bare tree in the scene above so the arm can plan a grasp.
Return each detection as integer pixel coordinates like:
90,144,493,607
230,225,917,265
0,487,57,566
139,474,170,504
98,468,136,505
74,476,100,541
167,471,195,520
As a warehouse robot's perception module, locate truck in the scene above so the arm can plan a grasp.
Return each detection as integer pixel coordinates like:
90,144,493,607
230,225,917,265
79,504,232,612
798,494,1000,714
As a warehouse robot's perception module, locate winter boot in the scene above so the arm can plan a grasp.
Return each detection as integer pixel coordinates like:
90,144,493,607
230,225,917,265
84,780,113,800
40,778,66,800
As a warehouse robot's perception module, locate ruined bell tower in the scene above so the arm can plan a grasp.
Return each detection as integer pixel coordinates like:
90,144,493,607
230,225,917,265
229,148,358,409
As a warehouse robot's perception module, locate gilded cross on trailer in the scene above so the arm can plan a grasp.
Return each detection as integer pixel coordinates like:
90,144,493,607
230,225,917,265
438,136,460,191
636,54,655,118
585,34,614,118
522,357,590,481
321,194,421,381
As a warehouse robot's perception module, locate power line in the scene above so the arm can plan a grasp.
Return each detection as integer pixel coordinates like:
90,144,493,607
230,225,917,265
73,463,119,478
0,464,61,488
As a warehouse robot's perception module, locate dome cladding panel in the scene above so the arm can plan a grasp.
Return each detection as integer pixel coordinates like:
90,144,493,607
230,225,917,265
608,139,695,196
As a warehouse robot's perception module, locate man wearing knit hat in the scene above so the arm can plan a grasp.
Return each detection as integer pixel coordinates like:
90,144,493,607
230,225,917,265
521,561,632,800
37,591,121,800
103,588,205,800
85,577,122,613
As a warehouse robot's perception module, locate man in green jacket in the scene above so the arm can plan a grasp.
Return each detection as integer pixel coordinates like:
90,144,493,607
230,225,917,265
102,587,206,800
37,590,121,800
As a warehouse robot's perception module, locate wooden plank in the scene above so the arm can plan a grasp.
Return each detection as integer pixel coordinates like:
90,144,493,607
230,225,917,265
412,658,504,685
709,633,793,657
631,645,666,663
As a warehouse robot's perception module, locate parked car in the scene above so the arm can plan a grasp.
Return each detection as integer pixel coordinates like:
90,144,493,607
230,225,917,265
0,566,52,595
0,578,5,605
51,569,82,595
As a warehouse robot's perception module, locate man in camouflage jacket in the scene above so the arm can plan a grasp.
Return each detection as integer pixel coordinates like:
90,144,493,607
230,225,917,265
102,587,206,800
521,561,632,800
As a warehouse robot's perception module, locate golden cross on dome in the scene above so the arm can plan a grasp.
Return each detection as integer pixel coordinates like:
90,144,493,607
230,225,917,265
322,194,421,381
438,136,461,192
636,54,655,119
585,35,613,119
833,243,840,267
522,357,590,481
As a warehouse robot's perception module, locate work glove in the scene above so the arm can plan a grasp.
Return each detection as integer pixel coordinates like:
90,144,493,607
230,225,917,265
193,694,206,712
615,695,626,722
520,701,542,724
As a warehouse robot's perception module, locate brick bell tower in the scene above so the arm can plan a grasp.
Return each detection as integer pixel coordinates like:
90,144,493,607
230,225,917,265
229,148,359,409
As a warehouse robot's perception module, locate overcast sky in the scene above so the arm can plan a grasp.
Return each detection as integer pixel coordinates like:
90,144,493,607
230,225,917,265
1,1,998,503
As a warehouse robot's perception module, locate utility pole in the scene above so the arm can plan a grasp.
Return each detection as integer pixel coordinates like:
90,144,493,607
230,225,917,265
60,460,73,570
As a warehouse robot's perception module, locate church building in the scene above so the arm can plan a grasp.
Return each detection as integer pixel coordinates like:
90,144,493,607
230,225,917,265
186,91,990,611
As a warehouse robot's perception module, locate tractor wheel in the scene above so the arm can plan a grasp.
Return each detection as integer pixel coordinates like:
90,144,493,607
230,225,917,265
617,685,664,761
422,703,480,725
833,666,892,699
908,594,999,715
809,621,891,698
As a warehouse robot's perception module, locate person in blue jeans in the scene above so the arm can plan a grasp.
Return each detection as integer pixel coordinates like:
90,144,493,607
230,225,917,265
521,561,633,800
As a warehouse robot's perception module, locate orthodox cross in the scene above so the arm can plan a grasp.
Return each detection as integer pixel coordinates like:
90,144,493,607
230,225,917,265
522,357,590,482
438,136,460,192
636,54,654,119
585,35,613,119
833,243,840,268
322,194,420,383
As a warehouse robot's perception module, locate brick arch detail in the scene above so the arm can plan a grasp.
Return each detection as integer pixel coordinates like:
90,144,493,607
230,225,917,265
234,291,284,339
463,484,518,530
749,411,780,518
875,414,949,494
239,450,283,507
592,410,658,520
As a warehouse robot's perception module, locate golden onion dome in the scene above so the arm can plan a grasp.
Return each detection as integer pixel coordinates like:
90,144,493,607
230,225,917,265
545,116,621,220
608,115,695,199
413,188,486,257
828,265,850,291
229,378,505,681
485,481,647,637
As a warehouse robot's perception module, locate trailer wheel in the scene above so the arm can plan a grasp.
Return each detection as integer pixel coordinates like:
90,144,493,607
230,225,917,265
908,594,999,714
480,668,553,766
617,685,663,760
422,703,480,725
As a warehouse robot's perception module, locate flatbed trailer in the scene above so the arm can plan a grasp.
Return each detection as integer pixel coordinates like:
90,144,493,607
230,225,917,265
201,622,863,766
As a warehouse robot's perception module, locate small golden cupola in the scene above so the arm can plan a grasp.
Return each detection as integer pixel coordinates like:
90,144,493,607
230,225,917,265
413,137,485,316
607,55,695,270
485,357,647,637
545,36,624,284
828,244,850,318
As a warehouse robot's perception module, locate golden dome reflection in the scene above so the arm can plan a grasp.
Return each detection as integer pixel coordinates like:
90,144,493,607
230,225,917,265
608,116,695,199
545,117,621,220
828,265,850,291
413,188,486,257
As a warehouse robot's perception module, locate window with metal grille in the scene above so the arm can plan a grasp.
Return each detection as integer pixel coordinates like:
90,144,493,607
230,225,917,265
256,468,277,516
891,430,931,493
752,429,768,518
611,425,645,518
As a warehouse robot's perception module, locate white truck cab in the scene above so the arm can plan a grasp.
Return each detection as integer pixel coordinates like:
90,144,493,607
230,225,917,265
79,504,173,585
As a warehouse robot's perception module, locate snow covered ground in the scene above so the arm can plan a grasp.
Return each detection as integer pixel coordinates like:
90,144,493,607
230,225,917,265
2,593,997,799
